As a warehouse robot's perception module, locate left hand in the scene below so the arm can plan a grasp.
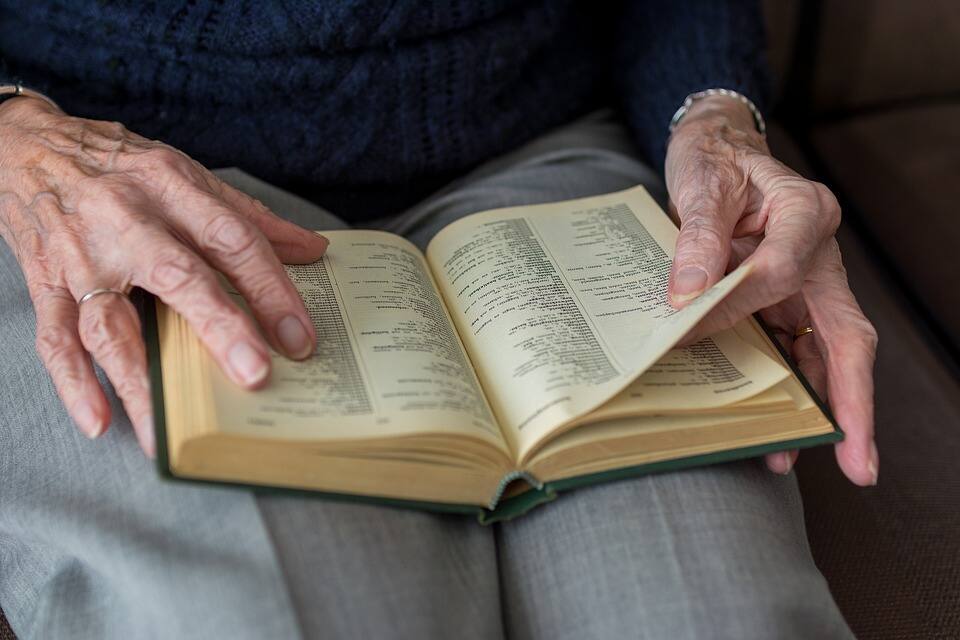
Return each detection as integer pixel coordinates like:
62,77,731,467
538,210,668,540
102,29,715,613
664,95,879,486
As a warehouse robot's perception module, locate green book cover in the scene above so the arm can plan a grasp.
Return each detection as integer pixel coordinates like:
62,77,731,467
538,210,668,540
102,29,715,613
140,293,842,525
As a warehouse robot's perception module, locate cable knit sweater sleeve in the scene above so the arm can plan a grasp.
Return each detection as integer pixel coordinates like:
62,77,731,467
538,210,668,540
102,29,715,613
613,0,771,170
0,56,15,88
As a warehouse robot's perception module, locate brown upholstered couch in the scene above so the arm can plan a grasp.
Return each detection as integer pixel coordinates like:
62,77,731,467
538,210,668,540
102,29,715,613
765,1,960,638
3,2,958,638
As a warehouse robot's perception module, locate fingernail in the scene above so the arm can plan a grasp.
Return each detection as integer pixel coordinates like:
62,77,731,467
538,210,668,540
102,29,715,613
75,401,104,438
780,452,793,475
672,267,708,303
277,315,313,359
867,441,879,486
227,342,269,386
139,414,156,459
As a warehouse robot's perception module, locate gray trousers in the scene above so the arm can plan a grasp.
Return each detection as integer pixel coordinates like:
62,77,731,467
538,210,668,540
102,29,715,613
0,112,853,639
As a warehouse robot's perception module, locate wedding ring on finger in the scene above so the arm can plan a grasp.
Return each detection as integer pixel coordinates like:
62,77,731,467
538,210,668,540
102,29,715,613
793,326,815,339
77,287,130,306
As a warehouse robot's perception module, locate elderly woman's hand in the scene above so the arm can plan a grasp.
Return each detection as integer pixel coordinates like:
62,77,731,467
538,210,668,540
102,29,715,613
0,96,327,456
665,95,879,487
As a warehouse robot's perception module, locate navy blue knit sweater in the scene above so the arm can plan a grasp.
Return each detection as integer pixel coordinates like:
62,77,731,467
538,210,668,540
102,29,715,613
0,1,768,219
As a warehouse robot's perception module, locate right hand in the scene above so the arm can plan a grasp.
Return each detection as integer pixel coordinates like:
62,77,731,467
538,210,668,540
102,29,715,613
0,96,328,457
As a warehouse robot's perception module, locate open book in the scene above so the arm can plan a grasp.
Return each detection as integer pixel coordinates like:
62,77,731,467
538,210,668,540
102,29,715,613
145,186,840,522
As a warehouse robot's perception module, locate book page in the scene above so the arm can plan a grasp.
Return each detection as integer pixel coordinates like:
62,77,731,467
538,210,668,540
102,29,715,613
577,326,791,421
426,186,750,457
207,230,503,447
527,398,830,481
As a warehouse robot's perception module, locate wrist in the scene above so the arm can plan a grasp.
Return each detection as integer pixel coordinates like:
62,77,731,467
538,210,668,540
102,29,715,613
0,94,61,127
679,95,757,133
668,94,768,156
0,84,62,121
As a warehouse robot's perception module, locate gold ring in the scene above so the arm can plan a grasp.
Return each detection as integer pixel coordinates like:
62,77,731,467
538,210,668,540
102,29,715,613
794,326,815,339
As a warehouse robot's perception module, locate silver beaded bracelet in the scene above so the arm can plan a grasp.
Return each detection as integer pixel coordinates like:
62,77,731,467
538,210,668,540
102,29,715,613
669,88,766,136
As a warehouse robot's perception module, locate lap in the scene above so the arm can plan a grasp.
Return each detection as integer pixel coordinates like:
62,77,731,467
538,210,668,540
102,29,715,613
0,240,299,638
0,113,850,639
401,111,851,639
0,175,498,640
499,463,851,640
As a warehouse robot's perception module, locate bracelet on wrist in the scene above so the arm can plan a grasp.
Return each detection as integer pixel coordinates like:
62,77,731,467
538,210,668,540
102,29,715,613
0,82,62,113
669,88,766,136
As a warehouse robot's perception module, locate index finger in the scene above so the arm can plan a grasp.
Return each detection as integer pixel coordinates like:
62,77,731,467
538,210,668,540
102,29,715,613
167,191,317,360
120,224,273,389
681,180,841,339
215,179,330,264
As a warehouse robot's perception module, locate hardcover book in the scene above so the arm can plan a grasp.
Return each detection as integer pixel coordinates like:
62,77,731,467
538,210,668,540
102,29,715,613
145,186,840,523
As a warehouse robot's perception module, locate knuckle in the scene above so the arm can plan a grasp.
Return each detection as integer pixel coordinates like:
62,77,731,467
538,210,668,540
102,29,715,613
201,213,260,257
241,268,287,305
96,334,136,364
833,332,877,365
113,369,148,401
793,180,822,205
811,181,837,206
78,304,119,352
679,217,726,256
817,239,851,281
79,303,143,364
142,146,190,173
824,237,845,263
144,247,202,294
812,182,842,231
197,306,247,343
759,252,804,299
128,147,197,196
826,313,878,361
35,322,78,364
825,255,849,281
103,120,128,139
861,321,879,351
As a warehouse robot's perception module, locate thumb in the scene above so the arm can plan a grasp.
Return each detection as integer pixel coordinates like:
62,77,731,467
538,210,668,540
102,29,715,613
668,194,739,307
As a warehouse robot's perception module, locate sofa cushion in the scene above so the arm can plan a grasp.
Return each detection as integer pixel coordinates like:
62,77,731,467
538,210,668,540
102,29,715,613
810,103,960,349
811,1,960,113
0,610,13,640
797,222,960,640
762,0,802,97
768,120,960,638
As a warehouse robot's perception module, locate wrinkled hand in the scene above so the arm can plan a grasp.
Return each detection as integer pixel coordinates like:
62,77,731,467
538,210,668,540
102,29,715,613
665,96,878,486
0,97,328,456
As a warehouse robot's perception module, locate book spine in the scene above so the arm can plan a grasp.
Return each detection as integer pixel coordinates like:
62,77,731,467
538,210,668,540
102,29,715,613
487,470,543,510
479,483,558,525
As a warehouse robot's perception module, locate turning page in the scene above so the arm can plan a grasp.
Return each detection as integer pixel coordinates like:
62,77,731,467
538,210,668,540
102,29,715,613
579,327,791,420
426,186,750,457
206,230,503,446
